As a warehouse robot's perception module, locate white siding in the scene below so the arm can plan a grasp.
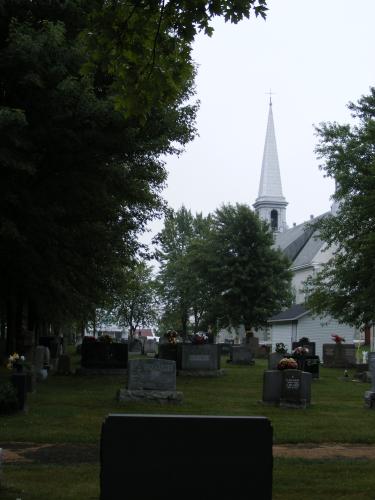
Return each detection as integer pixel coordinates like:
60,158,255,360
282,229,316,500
296,315,356,359
292,268,312,304
271,323,293,353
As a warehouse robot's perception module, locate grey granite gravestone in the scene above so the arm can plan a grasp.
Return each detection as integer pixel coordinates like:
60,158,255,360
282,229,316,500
100,414,273,500
268,352,284,370
364,352,375,408
262,370,282,404
280,370,312,408
230,345,254,365
118,358,182,404
323,344,356,368
180,344,222,376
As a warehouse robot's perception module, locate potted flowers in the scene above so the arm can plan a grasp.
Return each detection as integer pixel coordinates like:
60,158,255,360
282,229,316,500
268,343,288,370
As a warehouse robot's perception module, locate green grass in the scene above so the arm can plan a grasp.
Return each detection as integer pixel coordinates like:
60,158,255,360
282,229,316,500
1,349,375,499
0,349,374,444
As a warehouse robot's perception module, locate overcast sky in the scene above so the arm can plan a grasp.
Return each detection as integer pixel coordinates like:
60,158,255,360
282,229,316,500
145,0,375,243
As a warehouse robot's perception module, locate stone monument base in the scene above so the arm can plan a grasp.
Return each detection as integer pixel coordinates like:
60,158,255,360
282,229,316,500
177,369,225,377
75,368,127,376
117,389,183,404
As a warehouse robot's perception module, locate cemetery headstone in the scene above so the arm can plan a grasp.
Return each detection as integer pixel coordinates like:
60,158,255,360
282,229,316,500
292,341,316,356
262,370,282,404
268,352,284,370
303,356,320,379
10,373,27,411
180,344,222,376
323,343,356,368
81,341,128,371
100,414,273,500
280,370,312,408
229,345,254,365
118,358,182,403
364,352,375,408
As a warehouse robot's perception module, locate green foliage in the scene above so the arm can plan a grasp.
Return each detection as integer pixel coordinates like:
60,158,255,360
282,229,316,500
0,380,18,414
156,204,293,334
304,87,375,328
113,261,159,336
83,1,268,118
0,2,196,333
155,206,213,336
197,203,293,330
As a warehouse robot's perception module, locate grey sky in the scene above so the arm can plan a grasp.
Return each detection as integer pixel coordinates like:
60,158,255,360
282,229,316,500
145,0,375,242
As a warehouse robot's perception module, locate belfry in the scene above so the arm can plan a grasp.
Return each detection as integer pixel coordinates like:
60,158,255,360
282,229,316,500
253,98,287,232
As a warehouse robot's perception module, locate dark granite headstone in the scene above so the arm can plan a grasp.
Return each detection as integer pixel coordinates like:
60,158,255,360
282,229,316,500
181,344,220,371
280,370,311,408
57,354,71,375
323,343,356,368
229,346,254,365
100,414,273,500
158,343,182,369
81,342,128,369
364,352,375,408
303,356,320,379
292,341,316,356
10,373,27,411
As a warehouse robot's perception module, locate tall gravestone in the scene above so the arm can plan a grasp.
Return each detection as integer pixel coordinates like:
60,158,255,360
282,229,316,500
364,352,375,408
100,414,273,500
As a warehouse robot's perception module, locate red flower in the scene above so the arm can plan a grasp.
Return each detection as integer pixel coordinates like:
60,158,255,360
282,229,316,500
331,334,345,344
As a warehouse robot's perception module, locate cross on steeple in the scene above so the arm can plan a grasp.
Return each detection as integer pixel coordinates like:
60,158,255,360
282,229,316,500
266,89,275,105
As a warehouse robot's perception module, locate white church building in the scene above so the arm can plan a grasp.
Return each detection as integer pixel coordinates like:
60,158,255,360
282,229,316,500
252,98,358,359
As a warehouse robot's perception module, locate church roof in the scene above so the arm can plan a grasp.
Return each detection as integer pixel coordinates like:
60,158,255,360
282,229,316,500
274,212,330,266
268,303,309,322
254,100,286,204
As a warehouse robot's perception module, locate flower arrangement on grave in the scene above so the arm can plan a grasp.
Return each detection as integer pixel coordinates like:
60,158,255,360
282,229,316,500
165,330,178,344
191,332,208,345
277,357,298,370
293,346,309,356
275,342,287,354
331,334,345,344
6,352,26,371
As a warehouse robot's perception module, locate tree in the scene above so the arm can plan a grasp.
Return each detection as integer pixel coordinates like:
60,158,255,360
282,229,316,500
155,207,213,337
84,1,268,117
0,2,195,352
0,1,268,352
304,88,375,329
114,262,159,342
195,203,293,331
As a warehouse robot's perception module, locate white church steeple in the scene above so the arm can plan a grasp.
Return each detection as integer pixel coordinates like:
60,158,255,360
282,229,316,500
253,97,288,232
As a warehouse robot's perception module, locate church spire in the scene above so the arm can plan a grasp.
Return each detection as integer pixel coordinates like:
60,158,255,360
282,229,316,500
253,98,288,232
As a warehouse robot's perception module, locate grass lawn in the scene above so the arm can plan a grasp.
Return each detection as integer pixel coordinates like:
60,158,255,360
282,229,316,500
1,347,375,498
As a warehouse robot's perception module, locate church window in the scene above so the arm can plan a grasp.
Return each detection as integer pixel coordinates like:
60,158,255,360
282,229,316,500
270,209,278,231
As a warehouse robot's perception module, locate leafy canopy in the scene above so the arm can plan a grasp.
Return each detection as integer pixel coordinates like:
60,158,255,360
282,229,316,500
304,87,375,328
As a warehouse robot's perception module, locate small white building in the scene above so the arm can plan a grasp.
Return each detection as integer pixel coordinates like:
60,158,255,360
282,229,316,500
268,304,357,359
